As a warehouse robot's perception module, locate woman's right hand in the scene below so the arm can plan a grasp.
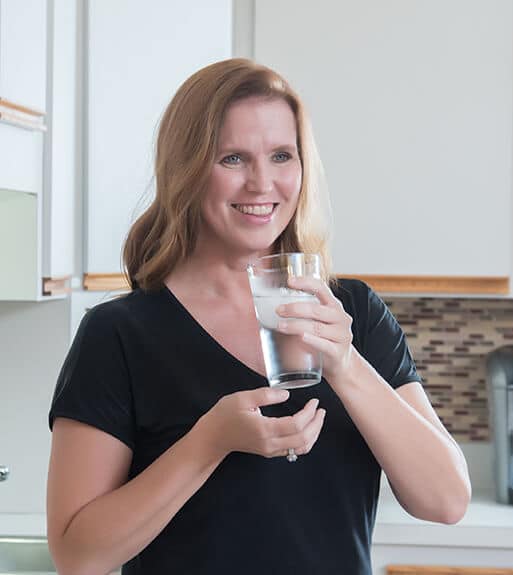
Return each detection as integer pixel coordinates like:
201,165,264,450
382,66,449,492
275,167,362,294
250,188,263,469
198,387,326,459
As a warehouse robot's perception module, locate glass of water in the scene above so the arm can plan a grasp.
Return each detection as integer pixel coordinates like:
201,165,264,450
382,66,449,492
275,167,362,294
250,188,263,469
247,253,323,389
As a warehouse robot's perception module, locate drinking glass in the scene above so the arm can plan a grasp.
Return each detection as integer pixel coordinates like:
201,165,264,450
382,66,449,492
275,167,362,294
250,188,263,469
247,253,323,389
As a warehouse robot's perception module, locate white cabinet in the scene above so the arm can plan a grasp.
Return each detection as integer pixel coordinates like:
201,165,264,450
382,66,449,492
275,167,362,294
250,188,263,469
0,0,76,300
0,0,46,198
0,297,70,517
0,190,39,300
252,0,513,282
84,0,233,278
0,123,46,300
0,0,47,111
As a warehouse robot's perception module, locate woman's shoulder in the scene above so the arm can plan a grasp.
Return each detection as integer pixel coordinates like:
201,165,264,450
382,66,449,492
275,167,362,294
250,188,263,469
83,289,138,320
329,277,389,351
80,288,170,332
329,277,373,309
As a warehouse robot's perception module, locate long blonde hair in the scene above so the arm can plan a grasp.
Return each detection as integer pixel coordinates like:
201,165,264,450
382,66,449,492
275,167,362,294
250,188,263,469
123,58,332,290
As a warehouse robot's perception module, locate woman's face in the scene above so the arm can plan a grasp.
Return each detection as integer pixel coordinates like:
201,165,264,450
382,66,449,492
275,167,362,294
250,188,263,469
199,96,302,257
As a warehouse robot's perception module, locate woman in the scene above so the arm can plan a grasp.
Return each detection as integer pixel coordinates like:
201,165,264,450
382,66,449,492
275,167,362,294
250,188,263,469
47,58,471,575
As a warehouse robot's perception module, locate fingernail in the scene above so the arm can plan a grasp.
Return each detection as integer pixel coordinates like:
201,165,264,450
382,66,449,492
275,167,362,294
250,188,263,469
278,320,287,331
277,305,286,314
278,390,290,400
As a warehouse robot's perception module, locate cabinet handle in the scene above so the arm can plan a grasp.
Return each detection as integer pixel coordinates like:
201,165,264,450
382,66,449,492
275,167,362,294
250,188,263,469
0,466,10,482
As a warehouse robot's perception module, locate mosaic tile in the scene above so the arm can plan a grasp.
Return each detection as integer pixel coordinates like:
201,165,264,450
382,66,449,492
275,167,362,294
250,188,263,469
384,296,513,442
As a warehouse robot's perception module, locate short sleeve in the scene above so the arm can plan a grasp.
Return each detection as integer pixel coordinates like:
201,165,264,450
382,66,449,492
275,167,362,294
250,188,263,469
364,286,422,389
49,303,136,449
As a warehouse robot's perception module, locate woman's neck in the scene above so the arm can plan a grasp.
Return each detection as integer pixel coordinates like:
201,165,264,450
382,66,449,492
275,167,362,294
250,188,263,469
165,253,254,301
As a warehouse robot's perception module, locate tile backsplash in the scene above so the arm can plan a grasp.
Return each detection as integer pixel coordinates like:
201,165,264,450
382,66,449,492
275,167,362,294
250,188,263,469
384,297,513,442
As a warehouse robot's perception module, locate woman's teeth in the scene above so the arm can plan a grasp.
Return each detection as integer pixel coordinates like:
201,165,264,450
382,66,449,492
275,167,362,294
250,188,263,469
233,204,274,215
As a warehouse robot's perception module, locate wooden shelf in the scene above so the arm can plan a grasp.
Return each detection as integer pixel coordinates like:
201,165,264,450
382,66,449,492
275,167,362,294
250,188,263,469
387,566,513,574
0,98,46,131
83,273,130,292
0,97,45,117
339,275,510,295
83,272,510,296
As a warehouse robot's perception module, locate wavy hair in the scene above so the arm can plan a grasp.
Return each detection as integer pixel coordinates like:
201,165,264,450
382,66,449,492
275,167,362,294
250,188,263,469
123,58,332,290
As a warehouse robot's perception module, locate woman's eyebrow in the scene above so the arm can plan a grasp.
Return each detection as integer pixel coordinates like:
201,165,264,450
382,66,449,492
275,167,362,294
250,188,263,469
217,143,298,154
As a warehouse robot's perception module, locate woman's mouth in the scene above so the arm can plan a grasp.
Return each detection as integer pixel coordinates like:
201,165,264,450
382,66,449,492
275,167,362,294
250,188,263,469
231,203,276,216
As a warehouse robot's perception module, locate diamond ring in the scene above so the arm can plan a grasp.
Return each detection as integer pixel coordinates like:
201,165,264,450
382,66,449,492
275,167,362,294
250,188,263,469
286,448,298,463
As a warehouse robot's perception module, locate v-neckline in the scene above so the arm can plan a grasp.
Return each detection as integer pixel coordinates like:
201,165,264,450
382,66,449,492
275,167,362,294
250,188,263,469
161,285,268,381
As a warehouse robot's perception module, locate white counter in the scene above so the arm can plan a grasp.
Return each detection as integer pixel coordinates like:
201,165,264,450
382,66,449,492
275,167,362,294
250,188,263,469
374,488,513,549
2,490,512,547
0,514,46,537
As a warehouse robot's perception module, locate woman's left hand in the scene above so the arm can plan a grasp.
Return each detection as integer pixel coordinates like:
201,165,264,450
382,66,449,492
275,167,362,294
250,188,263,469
275,276,354,384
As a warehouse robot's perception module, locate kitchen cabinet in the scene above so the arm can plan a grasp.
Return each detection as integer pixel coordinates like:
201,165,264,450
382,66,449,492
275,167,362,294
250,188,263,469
83,0,232,285
250,0,513,294
0,0,76,300
0,190,39,300
0,120,46,300
0,0,46,198
0,0,47,111
0,297,70,519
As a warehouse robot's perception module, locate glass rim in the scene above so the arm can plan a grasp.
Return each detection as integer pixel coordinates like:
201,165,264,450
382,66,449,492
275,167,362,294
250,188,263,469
247,252,320,274
250,252,320,264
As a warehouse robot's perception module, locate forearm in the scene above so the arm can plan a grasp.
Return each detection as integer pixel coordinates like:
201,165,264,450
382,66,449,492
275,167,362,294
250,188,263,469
53,416,225,575
331,348,471,524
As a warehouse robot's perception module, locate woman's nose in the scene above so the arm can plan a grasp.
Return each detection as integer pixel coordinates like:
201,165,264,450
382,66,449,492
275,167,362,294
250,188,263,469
246,161,273,194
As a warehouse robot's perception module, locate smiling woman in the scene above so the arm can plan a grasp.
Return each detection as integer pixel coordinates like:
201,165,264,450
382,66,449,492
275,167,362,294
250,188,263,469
47,58,470,575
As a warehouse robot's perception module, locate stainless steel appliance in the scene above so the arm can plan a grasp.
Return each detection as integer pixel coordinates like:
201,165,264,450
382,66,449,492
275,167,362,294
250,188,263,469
487,345,513,504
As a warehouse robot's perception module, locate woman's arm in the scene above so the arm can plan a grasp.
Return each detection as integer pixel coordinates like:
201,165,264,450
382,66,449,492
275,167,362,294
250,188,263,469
330,351,471,523
47,387,325,575
276,276,471,523
47,416,224,575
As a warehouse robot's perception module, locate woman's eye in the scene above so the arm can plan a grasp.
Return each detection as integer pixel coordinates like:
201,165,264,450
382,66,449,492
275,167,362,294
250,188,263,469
273,151,292,162
221,154,241,165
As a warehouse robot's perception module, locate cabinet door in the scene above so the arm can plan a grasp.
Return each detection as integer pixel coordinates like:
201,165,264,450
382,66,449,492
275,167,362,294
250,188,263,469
0,190,39,301
0,0,47,111
0,298,70,515
42,0,77,282
85,0,232,275
254,0,513,278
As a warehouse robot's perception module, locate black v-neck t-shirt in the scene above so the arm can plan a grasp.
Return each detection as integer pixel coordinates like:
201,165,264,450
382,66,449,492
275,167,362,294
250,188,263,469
49,278,422,574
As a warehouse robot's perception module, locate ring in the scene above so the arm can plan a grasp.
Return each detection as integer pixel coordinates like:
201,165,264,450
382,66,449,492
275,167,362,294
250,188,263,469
286,448,298,463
